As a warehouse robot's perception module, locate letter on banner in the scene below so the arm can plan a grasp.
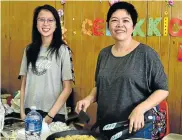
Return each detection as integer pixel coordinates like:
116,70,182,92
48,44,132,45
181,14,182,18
169,18,182,37
163,16,169,36
147,17,162,36
81,19,93,36
133,19,145,37
93,19,104,36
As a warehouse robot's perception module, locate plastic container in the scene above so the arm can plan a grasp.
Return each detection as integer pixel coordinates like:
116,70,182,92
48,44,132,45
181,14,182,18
25,106,42,140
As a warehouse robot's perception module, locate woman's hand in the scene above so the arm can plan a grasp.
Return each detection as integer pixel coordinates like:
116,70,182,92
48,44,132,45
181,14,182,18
20,111,26,120
128,106,145,133
75,99,91,114
44,115,53,124
75,87,97,114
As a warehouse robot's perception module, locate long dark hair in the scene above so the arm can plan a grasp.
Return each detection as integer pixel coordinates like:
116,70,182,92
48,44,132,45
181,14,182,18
26,4,65,70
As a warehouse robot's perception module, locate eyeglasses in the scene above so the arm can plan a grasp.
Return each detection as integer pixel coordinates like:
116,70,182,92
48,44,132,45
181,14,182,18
37,18,55,24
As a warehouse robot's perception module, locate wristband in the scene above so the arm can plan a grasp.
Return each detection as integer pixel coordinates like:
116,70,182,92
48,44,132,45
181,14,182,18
47,113,54,119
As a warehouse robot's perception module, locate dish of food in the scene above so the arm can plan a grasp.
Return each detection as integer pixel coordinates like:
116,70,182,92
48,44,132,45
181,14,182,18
49,122,72,132
55,135,96,140
46,130,107,140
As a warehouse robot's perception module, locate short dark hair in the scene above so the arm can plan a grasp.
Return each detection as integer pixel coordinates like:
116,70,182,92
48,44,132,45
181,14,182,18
106,2,138,27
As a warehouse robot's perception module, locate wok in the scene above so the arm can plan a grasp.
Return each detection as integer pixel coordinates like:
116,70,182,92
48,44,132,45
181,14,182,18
46,129,107,140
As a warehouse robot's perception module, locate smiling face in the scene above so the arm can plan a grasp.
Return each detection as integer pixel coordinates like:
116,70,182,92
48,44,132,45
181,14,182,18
37,9,56,38
109,9,134,41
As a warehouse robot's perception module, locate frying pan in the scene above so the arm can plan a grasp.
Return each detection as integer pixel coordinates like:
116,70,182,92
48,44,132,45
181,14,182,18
4,117,24,125
46,130,107,140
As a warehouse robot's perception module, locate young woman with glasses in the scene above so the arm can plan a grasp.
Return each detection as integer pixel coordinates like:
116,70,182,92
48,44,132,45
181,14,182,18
19,4,74,124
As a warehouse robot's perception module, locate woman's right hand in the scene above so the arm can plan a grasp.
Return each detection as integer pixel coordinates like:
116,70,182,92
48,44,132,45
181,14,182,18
75,99,91,114
20,111,26,120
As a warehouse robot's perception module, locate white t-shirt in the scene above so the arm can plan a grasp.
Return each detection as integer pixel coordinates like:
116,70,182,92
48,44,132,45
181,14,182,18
19,44,74,117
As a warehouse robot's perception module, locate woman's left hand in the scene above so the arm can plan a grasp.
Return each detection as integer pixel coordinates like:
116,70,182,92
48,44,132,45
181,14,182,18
128,106,145,133
44,115,53,124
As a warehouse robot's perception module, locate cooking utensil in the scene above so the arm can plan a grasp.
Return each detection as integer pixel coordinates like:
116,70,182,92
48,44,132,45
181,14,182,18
110,127,129,140
46,129,107,140
103,120,129,131
78,110,90,123
110,121,153,140
103,115,153,131
66,110,90,124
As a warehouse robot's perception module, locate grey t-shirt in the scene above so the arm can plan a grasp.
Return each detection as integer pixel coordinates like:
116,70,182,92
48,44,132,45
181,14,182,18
95,43,168,127
19,44,74,117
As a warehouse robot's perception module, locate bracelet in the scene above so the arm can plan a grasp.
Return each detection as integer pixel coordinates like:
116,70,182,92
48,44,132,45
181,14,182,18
47,113,54,119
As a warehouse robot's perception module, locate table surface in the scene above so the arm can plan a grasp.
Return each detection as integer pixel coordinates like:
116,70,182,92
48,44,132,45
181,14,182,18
2,120,81,140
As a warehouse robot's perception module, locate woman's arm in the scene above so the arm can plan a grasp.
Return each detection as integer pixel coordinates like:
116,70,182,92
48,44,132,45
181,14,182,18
75,87,97,113
85,87,97,104
129,89,169,133
47,80,72,119
20,75,27,120
137,90,169,113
